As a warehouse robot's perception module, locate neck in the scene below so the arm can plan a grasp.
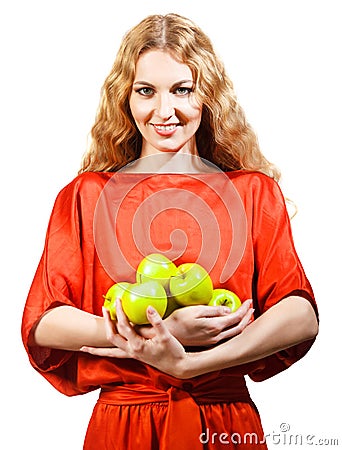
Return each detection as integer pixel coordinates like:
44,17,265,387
132,138,214,173
123,151,217,174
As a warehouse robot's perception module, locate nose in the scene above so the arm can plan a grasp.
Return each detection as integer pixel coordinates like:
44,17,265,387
155,93,175,120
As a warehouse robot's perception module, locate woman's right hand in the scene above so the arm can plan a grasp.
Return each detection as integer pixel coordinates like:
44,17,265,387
81,300,191,378
163,299,254,347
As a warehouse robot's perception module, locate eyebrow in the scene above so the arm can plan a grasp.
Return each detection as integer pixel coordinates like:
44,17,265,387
133,79,194,89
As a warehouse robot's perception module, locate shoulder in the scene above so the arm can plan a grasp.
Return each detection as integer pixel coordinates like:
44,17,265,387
51,172,113,215
227,170,284,202
228,170,279,189
68,171,112,190
226,171,288,223
57,172,113,198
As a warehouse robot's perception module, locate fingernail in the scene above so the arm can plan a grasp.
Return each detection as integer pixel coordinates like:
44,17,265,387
147,306,156,315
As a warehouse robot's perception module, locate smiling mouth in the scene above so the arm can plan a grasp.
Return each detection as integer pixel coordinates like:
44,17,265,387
152,124,179,131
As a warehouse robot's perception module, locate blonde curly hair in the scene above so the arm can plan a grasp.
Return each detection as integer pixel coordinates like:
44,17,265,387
80,13,280,181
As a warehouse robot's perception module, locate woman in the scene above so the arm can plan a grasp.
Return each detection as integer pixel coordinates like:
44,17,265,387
22,13,318,449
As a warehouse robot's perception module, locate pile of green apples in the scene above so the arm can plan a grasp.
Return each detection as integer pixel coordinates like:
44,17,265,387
103,253,241,325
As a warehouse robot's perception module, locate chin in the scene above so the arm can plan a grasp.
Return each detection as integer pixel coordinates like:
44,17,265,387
145,145,184,155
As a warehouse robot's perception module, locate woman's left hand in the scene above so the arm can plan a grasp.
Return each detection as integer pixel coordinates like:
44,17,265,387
80,300,188,378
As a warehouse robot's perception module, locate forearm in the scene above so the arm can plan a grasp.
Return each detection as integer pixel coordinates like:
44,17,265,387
182,296,318,378
29,305,110,351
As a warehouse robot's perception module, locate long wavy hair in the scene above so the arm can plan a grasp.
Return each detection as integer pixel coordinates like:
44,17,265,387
80,13,280,180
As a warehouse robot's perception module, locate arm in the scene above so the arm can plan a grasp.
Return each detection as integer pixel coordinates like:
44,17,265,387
29,306,110,351
81,296,318,379
181,296,318,378
30,300,253,351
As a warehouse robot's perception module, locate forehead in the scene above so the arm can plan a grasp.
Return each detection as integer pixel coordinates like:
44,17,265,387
134,49,193,83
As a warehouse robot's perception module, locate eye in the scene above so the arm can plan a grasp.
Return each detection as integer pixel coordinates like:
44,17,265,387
174,87,193,96
136,87,154,96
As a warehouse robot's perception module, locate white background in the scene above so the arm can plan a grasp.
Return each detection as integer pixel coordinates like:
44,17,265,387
1,0,341,448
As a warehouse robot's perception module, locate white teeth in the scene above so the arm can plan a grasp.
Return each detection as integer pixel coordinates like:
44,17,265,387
154,124,177,131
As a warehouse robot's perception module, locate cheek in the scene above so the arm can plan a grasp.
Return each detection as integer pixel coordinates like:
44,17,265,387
129,98,148,125
187,104,202,127
185,97,202,119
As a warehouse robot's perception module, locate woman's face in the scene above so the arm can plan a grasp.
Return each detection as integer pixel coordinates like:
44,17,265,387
129,50,203,157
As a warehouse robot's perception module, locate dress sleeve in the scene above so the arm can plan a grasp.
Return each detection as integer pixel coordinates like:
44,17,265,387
247,175,318,381
21,177,86,394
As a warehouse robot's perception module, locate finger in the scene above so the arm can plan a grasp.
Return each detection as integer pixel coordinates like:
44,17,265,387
218,308,255,340
146,306,172,339
80,346,131,358
115,298,138,339
101,306,133,350
196,299,253,318
115,298,129,326
226,299,253,321
197,305,231,317
115,298,149,354
239,307,255,329
239,299,253,312
205,301,251,330
102,307,119,343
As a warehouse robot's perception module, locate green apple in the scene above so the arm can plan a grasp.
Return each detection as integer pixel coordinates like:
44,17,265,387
122,280,167,325
103,282,130,320
136,253,178,290
169,263,213,306
208,288,241,312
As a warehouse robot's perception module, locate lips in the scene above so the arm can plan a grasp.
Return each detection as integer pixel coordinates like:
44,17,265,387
154,124,178,131
151,123,180,136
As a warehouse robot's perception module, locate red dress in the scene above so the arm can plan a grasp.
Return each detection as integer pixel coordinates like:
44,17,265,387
21,170,318,449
